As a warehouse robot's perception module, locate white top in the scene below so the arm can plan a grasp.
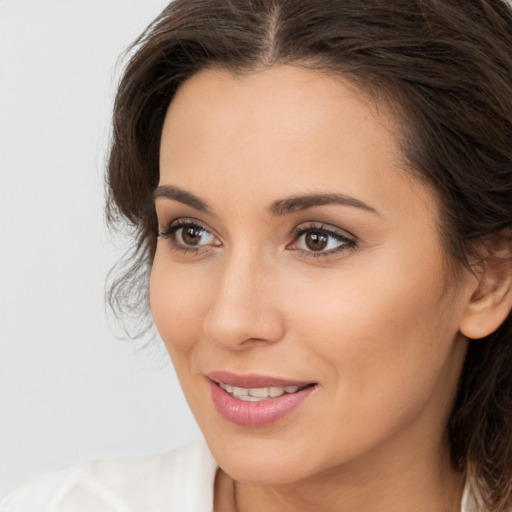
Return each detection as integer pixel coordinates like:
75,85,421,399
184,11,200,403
0,439,217,512
0,438,478,512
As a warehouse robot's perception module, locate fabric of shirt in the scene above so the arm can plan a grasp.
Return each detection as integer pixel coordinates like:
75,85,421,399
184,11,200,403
0,438,217,512
0,437,479,512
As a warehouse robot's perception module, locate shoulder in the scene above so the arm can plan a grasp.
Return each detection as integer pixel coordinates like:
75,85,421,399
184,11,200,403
0,438,217,512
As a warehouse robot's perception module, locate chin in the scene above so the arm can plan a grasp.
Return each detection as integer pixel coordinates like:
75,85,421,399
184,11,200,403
204,430,327,485
219,455,311,485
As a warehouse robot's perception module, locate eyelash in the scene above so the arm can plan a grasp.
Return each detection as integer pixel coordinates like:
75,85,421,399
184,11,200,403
158,219,218,254
289,223,357,259
158,219,357,259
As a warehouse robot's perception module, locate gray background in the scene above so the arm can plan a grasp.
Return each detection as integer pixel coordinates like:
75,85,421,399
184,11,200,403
0,0,200,496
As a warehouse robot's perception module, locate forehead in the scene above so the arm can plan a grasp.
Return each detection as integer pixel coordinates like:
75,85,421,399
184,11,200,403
162,65,399,159
159,65,434,225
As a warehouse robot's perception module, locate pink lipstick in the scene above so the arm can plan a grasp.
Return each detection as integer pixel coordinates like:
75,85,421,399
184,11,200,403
207,371,317,427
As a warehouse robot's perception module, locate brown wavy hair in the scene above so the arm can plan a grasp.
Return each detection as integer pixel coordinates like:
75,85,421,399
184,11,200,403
106,0,512,509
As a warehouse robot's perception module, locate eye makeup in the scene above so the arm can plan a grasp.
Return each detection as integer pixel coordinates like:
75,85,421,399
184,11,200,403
158,216,358,261
288,222,357,259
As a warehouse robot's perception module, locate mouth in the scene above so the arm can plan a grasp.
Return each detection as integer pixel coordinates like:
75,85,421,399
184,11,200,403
216,381,314,401
206,371,317,427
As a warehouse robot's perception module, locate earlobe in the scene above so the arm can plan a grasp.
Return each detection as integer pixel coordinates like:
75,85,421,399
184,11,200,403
459,250,512,340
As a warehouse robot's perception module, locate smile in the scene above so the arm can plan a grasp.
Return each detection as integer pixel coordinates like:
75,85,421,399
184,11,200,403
218,382,308,401
207,372,317,427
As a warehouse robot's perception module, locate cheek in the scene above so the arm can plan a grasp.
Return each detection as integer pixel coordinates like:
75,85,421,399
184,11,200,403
149,254,210,353
271,258,462,469
285,249,459,397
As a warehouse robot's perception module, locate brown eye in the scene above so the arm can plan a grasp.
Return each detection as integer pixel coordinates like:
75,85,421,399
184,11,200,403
291,224,356,257
181,226,204,245
159,220,219,250
305,232,328,251
175,224,217,247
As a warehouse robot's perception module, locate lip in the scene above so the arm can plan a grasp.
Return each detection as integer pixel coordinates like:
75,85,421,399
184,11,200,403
206,371,314,389
206,371,317,427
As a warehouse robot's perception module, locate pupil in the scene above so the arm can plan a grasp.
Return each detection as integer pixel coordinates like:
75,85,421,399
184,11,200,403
305,232,328,251
183,227,202,245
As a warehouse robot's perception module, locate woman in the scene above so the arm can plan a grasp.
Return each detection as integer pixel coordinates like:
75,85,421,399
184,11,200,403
2,0,511,511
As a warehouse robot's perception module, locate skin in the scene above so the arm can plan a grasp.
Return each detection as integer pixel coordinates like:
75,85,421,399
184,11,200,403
150,65,478,512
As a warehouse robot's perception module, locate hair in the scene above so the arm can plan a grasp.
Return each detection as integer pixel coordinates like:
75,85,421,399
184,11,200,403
106,0,512,509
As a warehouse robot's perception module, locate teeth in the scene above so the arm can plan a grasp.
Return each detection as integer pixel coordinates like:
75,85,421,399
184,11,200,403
218,382,306,400
232,386,248,397
248,387,269,398
238,395,265,402
269,387,284,397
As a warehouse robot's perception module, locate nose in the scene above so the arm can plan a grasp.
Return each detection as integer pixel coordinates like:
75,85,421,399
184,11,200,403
203,249,286,350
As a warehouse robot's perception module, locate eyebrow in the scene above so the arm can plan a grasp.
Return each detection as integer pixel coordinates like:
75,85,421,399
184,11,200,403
154,185,213,214
153,185,378,216
269,193,378,216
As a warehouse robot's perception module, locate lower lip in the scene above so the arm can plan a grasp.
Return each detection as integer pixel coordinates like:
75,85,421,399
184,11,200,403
208,380,316,427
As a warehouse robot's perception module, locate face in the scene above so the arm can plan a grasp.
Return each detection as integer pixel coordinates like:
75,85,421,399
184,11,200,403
150,65,471,485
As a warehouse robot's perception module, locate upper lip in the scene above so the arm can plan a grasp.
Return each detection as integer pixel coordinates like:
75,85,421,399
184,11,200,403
206,371,316,389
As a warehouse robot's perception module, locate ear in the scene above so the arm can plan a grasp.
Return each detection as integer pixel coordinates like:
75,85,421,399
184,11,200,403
459,235,512,340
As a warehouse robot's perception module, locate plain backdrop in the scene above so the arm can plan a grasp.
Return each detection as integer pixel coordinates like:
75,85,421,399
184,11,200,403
0,0,201,496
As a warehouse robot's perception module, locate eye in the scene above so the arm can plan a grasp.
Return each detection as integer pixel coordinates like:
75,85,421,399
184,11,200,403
289,223,356,257
159,219,220,251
